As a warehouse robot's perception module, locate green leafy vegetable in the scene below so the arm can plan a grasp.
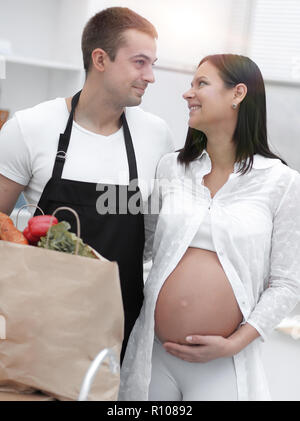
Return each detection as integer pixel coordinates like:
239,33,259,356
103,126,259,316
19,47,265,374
38,221,97,259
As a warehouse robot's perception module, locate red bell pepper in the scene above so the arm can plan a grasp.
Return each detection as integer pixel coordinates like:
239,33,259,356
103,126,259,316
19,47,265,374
23,226,40,244
23,215,58,245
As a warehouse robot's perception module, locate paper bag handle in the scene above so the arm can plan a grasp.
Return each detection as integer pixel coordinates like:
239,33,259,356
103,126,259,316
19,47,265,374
16,204,107,261
16,204,44,230
46,206,81,255
47,206,108,261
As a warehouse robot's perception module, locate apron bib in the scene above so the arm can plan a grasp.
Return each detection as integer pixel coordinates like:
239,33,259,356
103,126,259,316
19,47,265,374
35,91,145,361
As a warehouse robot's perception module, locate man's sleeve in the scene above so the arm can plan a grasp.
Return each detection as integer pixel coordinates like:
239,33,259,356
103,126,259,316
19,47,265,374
0,116,31,186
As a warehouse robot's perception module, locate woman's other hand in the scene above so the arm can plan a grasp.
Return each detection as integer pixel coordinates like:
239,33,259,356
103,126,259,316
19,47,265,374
163,323,260,362
163,335,233,362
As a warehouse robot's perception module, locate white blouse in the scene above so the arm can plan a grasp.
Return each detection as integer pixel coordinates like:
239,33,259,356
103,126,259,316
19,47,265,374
119,149,300,401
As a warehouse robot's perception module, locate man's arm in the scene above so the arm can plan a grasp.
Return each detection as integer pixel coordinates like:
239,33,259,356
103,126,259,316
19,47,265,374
0,174,25,215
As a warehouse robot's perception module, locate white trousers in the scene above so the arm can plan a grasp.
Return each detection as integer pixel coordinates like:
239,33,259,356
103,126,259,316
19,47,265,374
149,336,238,401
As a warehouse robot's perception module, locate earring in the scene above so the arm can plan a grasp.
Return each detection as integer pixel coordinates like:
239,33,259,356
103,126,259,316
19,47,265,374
232,103,237,109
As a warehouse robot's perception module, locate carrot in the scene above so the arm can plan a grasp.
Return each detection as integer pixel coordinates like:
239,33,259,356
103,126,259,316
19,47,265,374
0,212,29,245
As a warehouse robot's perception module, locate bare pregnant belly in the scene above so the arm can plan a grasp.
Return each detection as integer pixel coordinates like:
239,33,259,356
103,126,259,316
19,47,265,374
154,248,243,344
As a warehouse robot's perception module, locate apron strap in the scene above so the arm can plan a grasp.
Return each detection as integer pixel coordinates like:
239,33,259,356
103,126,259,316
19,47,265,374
52,91,81,179
121,113,138,182
52,90,138,182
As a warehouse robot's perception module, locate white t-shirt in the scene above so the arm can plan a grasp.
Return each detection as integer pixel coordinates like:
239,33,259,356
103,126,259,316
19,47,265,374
189,209,215,251
0,98,174,210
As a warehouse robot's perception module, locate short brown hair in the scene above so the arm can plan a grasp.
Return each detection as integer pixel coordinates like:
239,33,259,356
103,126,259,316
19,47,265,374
81,7,158,74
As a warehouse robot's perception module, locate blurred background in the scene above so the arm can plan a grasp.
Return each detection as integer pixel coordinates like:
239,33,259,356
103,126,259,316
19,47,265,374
0,0,299,401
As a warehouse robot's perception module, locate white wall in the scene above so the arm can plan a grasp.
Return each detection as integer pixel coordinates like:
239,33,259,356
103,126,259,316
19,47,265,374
51,0,89,66
141,68,190,151
0,0,60,60
265,83,300,171
88,0,237,70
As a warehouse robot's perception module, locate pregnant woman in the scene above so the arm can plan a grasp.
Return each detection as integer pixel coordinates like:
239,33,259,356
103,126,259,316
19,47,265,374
119,54,300,401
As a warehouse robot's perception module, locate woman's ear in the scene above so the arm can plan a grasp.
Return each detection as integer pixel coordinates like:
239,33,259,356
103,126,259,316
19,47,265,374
234,83,247,105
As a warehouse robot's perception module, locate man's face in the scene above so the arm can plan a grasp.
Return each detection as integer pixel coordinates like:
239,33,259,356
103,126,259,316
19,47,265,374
103,29,157,107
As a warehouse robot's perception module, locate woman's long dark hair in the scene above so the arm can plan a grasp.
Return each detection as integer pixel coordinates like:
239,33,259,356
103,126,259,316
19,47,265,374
177,54,287,173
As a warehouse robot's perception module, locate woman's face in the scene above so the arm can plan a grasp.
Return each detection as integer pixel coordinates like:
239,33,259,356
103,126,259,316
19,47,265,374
183,60,236,132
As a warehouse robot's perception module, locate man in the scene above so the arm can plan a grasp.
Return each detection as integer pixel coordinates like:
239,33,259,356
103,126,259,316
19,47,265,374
0,7,174,361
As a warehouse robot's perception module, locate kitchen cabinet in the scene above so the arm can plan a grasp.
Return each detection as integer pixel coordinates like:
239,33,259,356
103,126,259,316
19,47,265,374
0,0,88,116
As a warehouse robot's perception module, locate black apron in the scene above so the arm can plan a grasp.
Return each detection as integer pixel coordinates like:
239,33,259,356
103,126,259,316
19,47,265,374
35,91,145,362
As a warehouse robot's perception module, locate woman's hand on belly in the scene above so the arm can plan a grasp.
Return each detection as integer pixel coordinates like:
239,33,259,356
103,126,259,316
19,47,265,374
163,323,261,363
162,334,233,363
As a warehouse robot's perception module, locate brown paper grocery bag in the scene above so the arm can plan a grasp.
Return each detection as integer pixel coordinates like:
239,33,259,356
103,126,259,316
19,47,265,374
0,391,56,401
0,240,124,401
